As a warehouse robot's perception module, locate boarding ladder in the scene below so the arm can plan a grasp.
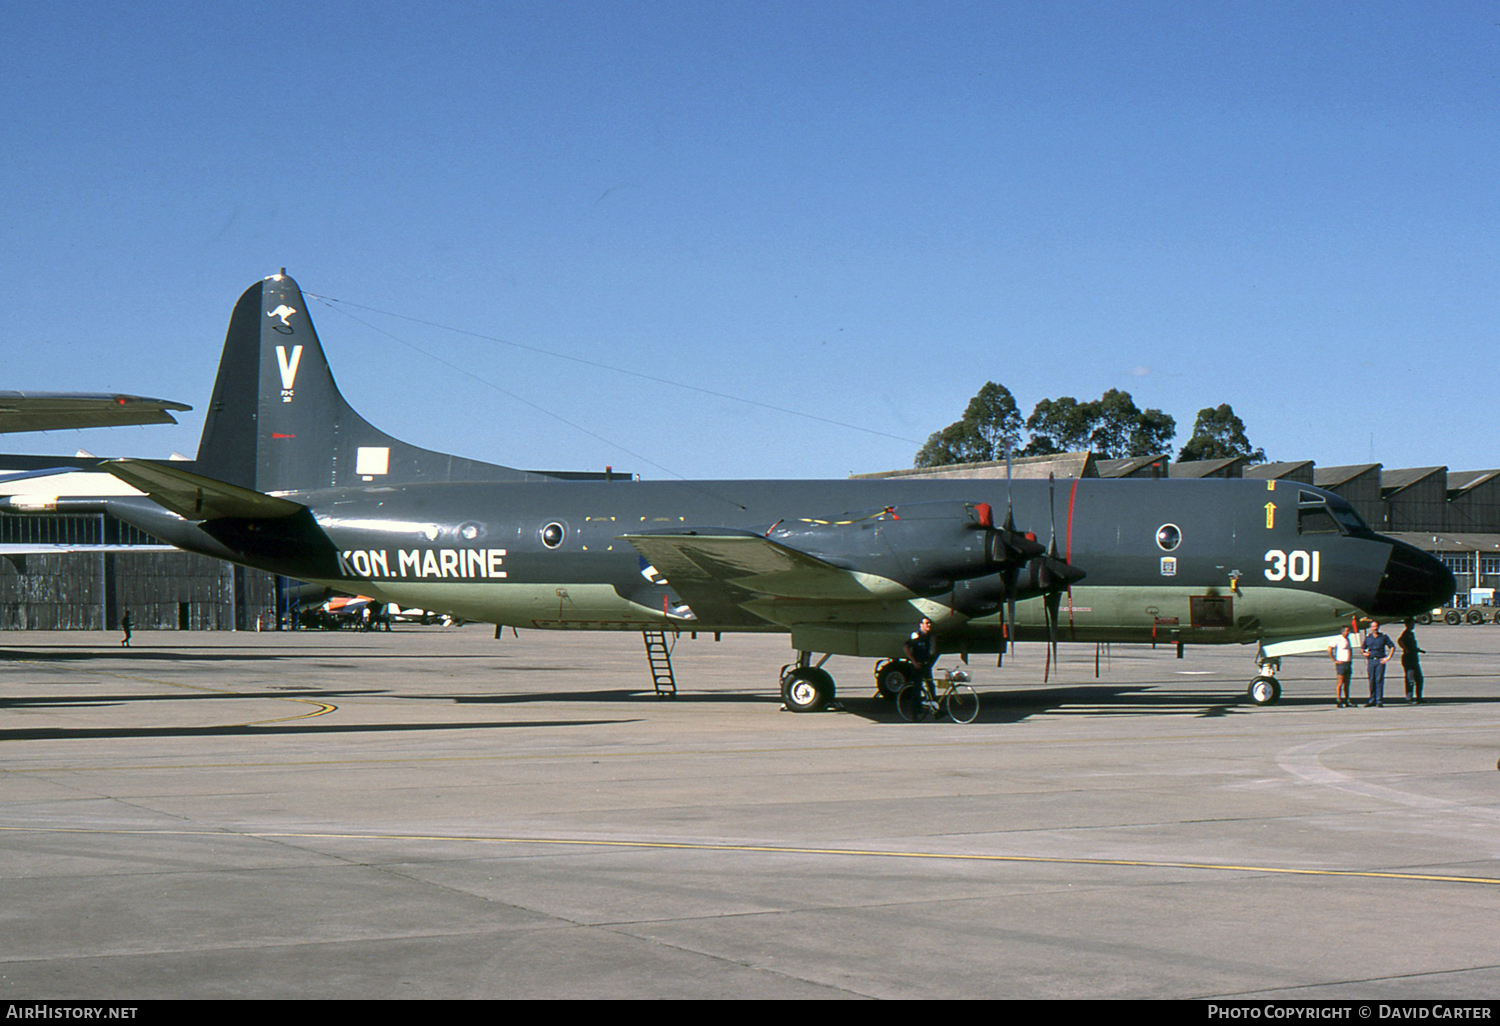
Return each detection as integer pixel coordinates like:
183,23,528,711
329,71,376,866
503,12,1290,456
642,629,677,698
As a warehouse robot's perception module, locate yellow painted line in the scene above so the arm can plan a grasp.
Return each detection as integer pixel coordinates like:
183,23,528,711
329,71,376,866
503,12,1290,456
1,824,1497,888
4,659,337,727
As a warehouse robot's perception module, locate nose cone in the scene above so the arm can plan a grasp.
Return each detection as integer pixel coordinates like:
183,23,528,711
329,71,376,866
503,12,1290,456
1369,540,1456,619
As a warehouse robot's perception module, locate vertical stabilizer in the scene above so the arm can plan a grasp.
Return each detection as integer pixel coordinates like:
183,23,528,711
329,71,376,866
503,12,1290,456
195,273,535,493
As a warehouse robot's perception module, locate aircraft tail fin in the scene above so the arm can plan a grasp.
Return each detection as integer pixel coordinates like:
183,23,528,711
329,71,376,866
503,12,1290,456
194,272,538,493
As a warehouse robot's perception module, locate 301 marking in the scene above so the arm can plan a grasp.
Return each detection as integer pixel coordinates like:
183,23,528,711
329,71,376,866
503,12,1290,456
1264,549,1320,583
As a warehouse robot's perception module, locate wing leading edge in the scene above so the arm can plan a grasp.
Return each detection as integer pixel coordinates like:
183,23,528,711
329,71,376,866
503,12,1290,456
621,529,912,627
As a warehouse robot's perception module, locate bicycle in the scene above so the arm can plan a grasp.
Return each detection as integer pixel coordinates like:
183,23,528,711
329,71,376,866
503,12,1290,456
896,667,979,723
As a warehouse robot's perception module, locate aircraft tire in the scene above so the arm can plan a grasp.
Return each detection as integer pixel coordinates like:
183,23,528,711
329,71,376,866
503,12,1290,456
1248,675,1281,706
782,668,833,713
875,660,918,700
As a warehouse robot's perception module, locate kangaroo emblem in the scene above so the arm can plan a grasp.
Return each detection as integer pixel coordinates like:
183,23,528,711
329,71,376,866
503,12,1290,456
267,304,297,332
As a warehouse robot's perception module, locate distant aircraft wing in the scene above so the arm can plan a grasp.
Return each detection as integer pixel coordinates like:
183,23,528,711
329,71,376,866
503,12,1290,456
0,392,191,434
104,459,305,521
621,530,908,625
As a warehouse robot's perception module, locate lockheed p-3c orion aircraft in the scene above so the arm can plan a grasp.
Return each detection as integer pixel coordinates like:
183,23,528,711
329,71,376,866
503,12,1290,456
16,273,1453,712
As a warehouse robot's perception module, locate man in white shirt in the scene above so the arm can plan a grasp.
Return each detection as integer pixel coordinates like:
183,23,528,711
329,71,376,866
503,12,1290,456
1328,624,1355,708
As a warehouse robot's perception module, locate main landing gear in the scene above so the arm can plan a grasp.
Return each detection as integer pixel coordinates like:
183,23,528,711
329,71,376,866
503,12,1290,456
781,652,836,712
872,658,920,700
1248,654,1282,705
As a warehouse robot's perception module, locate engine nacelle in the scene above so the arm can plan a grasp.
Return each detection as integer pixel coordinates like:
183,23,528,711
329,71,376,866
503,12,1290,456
769,501,1036,594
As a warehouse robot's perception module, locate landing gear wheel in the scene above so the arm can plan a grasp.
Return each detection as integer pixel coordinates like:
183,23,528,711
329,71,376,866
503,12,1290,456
874,659,918,700
1248,675,1281,705
943,684,979,724
782,667,834,713
896,684,929,722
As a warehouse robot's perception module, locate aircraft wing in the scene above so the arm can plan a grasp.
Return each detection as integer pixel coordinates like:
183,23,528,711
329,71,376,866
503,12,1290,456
621,530,907,625
103,459,305,521
0,392,191,434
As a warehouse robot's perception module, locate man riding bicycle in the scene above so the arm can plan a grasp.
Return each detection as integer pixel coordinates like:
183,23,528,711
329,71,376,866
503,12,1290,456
904,617,939,708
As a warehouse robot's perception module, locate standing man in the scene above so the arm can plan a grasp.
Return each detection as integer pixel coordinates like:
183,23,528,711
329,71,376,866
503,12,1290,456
904,617,939,706
1361,620,1397,708
1328,625,1354,708
1398,619,1426,703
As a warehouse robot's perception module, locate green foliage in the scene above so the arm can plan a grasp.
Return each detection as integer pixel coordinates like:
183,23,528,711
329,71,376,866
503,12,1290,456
1021,396,1094,455
914,382,1023,467
1177,404,1266,463
1023,389,1176,459
915,383,1256,468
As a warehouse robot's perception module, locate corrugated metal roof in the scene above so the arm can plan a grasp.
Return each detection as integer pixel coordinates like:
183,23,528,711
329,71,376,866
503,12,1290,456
1170,457,1246,478
1446,469,1500,496
1314,463,1381,487
852,451,1098,481
1387,532,1500,552
1244,460,1314,481
1380,466,1446,495
1096,454,1169,478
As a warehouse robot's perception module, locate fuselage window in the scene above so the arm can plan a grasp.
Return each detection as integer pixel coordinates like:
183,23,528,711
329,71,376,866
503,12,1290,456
1156,524,1181,551
541,522,565,548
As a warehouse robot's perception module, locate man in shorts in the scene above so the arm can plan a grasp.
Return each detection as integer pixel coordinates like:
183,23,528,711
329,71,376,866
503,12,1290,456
1328,624,1354,708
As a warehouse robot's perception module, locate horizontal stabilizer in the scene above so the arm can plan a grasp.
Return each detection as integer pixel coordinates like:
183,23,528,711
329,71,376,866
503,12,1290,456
104,459,305,521
0,391,191,435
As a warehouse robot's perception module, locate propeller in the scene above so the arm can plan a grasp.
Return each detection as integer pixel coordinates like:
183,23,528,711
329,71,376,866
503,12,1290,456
986,455,1083,675
1044,474,1061,680
1032,473,1086,682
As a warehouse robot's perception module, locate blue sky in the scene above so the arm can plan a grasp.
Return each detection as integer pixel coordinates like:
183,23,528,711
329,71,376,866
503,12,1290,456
4,1,1496,480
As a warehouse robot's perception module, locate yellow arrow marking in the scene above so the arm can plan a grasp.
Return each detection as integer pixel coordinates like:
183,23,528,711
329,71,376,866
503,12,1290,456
1265,502,1276,529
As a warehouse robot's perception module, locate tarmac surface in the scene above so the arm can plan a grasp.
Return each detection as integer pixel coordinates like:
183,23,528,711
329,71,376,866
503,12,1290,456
1,623,1498,999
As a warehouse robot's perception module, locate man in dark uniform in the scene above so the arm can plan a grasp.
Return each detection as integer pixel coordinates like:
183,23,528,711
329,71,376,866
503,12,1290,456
904,617,939,707
1398,620,1425,703
1361,620,1396,707
120,609,132,648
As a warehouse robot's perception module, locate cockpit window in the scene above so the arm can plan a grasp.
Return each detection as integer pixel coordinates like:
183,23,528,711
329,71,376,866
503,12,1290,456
1297,505,1340,535
1328,504,1371,534
1296,492,1372,536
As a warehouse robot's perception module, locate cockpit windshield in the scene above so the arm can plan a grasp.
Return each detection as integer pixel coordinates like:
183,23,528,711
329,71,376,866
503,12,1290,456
1297,491,1373,536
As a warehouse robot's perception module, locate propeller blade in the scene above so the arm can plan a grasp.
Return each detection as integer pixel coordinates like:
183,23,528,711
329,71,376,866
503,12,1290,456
1005,443,1014,528
1047,473,1058,558
1044,588,1061,682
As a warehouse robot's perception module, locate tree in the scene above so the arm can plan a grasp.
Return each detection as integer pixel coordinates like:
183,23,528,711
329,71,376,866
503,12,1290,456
914,382,1022,467
1177,404,1265,463
1022,396,1095,455
914,384,1179,466
1023,390,1176,459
